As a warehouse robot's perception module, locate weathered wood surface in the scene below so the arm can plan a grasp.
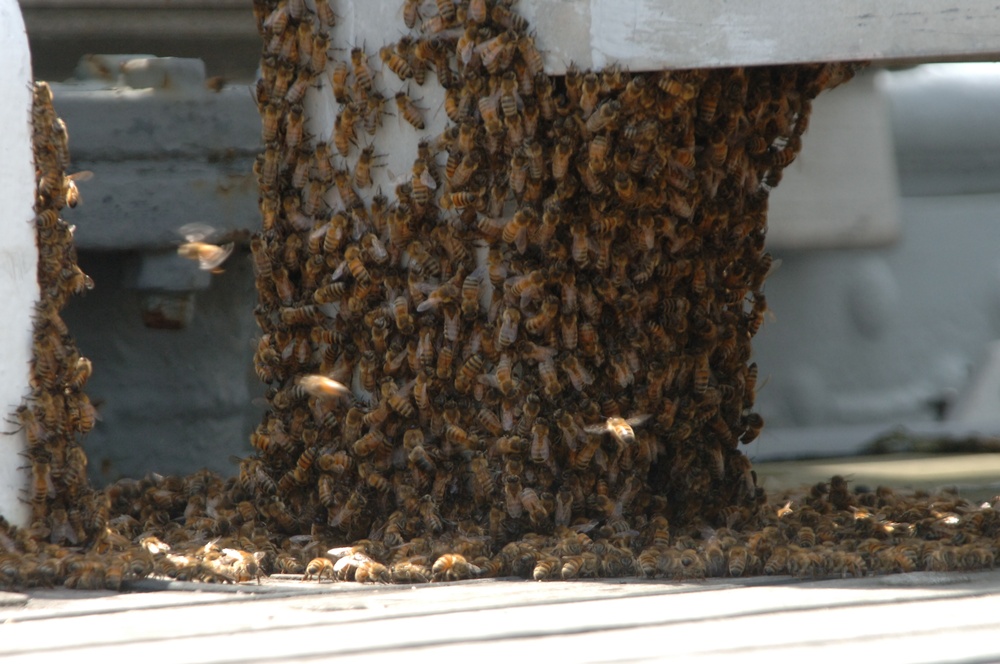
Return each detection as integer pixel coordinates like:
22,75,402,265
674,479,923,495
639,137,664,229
2,570,1000,662
19,0,1000,68
520,0,1000,71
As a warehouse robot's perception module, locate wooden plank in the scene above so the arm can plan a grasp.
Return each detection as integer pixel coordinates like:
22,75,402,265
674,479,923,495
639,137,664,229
519,0,1000,72
3,572,1000,661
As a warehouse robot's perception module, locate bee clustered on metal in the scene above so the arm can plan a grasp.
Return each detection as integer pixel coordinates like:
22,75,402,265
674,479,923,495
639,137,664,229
3,2,999,591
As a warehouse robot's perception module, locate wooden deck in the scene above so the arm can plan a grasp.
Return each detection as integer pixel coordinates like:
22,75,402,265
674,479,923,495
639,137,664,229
3,568,1000,663
2,453,998,662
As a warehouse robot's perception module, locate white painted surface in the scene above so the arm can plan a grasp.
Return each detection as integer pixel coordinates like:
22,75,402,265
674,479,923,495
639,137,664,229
518,0,1000,73
767,70,901,249
0,0,37,528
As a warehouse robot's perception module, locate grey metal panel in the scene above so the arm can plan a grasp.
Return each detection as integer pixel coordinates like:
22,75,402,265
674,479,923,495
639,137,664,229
883,63,1000,197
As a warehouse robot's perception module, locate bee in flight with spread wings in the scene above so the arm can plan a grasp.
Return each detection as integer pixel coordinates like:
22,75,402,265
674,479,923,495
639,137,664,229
583,414,651,447
177,223,234,273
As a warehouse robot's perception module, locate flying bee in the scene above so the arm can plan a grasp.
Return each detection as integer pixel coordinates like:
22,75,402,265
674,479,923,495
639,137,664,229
176,223,233,273
395,91,426,130
583,415,651,448
297,375,351,401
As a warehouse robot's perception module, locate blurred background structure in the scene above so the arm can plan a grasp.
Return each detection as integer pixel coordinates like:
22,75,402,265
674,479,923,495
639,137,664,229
18,1,1000,492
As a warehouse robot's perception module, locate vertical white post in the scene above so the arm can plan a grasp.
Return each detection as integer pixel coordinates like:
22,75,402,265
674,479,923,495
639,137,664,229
0,0,39,529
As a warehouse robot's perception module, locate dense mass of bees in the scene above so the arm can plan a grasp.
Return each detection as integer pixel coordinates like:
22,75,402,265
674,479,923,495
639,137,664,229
17,83,101,548
243,0,862,562
2,1,999,591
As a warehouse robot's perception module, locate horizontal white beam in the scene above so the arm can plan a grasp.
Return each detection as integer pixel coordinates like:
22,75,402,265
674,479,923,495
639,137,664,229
520,0,1000,72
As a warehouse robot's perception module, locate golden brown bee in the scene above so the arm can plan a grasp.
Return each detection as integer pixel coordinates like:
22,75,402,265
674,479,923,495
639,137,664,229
317,450,352,476
352,429,387,457
296,374,351,400
380,45,413,82
176,223,234,273
432,553,480,581
330,59,351,104
476,30,513,73
580,72,601,117
395,91,426,130
304,557,335,582
347,145,376,189
523,297,559,336
585,100,621,134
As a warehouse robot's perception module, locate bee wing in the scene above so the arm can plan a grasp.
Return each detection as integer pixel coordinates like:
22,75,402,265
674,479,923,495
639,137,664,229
334,551,374,572
198,242,234,271
582,422,610,435
418,168,438,191
179,222,218,243
764,257,783,280
625,414,651,427
67,170,94,183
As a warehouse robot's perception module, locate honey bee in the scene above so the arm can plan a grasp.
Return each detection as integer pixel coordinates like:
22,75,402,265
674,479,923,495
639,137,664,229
476,30,513,73
330,60,351,103
467,451,495,499
529,422,552,464
317,449,352,476
176,223,234,273
410,158,437,207
445,423,475,456
454,352,484,394
538,357,562,399
354,145,382,189
304,557,335,582
432,553,480,581
524,296,559,336
352,429,388,457
350,47,374,96
418,494,443,532
492,435,523,456
555,355,590,392
297,374,351,400
395,91,426,130
580,72,601,117
380,45,413,82
585,100,621,134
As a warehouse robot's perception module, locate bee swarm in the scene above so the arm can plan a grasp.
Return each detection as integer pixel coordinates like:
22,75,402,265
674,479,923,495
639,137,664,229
243,0,894,574
3,1,999,590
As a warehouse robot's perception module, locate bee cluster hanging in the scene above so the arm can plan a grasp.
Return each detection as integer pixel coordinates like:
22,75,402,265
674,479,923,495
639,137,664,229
244,0,861,572
4,1,999,592
19,83,103,548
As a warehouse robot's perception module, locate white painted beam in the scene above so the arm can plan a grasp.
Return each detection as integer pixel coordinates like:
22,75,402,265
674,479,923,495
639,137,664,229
0,0,38,529
518,0,1000,73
